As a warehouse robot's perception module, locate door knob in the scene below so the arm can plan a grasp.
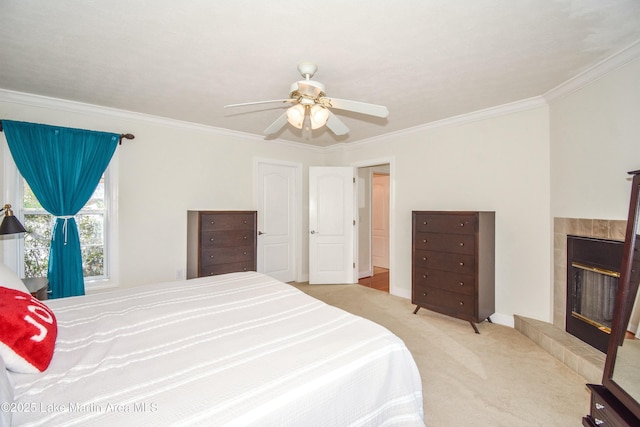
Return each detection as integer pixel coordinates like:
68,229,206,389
310,230,316,234
258,231,264,235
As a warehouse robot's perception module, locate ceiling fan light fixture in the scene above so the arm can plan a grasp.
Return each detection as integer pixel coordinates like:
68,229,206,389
286,104,305,129
225,62,388,137
310,105,329,129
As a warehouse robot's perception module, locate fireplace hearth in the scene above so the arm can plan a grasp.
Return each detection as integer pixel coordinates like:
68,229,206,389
566,235,623,353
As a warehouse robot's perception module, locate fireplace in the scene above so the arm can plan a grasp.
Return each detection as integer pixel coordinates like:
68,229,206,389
566,235,623,353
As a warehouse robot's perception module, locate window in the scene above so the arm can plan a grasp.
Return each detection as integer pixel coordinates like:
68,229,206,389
2,141,118,288
21,176,110,281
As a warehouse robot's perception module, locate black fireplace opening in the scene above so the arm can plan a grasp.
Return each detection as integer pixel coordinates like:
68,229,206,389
566,235,624,353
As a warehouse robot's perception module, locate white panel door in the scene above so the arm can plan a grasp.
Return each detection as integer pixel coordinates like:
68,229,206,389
372,173,390,269
309,167,356,284
256,162,297,282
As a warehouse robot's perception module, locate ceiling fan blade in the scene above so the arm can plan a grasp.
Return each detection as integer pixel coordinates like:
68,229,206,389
224,99,295,108
325,110,349,136
264,112,289,135
321,97,389,118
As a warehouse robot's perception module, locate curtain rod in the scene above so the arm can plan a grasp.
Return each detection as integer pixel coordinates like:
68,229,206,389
0,121,135,145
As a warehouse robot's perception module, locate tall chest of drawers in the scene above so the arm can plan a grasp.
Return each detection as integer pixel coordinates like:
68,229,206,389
187,210,257,278
412,211,495,333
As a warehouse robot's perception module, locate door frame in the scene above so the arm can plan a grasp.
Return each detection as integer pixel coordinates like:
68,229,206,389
352,157,395,292
253,158,303,283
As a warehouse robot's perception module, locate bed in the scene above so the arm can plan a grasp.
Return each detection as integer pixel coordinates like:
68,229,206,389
1,271,424,426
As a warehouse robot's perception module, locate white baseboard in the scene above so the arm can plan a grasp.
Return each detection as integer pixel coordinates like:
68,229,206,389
489,312,514,328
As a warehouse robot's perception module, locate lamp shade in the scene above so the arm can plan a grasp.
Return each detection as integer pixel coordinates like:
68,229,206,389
310,105,329,129
286,104,305,129
0,204,27,235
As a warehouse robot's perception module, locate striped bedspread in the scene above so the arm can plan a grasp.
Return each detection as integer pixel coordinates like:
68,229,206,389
10,272,424,426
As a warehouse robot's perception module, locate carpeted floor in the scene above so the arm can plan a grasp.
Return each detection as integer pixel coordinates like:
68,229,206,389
292,282,590,427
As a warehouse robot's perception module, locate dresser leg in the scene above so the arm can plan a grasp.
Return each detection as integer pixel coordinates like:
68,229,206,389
413,305,421,314
486,316,493,323
470,322,480,334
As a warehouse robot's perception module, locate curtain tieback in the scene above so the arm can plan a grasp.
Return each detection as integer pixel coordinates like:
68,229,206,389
55,216,75,245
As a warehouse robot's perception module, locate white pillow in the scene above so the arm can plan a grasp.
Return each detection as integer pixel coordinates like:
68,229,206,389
0,354,14,426
0,263,29,295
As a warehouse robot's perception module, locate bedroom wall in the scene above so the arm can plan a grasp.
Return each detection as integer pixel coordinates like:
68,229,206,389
1,92,552,325
339,106,552,325
0,93,325,288
3,56,635,326
549,56,640,220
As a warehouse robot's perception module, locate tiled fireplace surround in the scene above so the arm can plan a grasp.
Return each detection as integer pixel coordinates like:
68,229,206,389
514,217,626,383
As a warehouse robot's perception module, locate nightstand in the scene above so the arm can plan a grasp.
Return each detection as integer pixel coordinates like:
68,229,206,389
22,277,49,300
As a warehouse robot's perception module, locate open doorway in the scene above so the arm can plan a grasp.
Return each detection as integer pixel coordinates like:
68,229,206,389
357,164,390,293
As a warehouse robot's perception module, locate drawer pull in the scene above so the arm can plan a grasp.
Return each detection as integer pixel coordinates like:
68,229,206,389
459,262,464,266
423,221,427,225
459,242,464,247
210,238,215,242
422,257,428,261
210,221,215,225
243,251,247,255
422,292,427,296
459,281,464,286
243,220,247,224
459,301,464,306
422,273,428,279
423,239,427,243
243,235,247,240
209,255,214,259
595,403,604,410
459,223,465,227
594,419,604,426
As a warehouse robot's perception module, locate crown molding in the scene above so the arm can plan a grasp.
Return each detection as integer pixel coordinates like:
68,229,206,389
0,88,324,152
543,39,640,103
3,38,639,153
346,96,548,150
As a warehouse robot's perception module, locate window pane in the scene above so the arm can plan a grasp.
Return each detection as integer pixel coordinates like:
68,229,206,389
24,247,50,278
22,178,107,280
23,183,43,209
85,179,105,210
77,214,104,245
81,245,104,277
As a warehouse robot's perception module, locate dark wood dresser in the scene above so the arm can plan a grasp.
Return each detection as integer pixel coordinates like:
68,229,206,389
411,211,495,333
187,210,257,278
583,384,640,427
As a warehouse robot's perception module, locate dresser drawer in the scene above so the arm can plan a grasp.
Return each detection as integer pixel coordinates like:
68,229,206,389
200,261,255,276
414,213,476,235
412,286,475,317
201,230,255,248
587,384,637,427
414,232,475,255
200,213,255,231
201,246,255,266
414,250,475,275
413,267,474,295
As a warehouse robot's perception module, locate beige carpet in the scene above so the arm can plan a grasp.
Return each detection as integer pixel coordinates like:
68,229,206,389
292,283,589,427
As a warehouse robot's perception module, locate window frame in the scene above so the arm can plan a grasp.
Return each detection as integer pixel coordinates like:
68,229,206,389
2,141,119,290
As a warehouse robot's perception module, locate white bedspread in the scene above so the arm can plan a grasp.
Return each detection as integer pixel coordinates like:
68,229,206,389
9,272,424,426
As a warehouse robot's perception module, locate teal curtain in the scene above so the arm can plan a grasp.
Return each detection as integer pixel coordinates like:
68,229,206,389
2,120,119,299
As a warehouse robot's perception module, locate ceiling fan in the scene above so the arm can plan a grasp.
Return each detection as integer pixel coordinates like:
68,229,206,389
224,62,389,136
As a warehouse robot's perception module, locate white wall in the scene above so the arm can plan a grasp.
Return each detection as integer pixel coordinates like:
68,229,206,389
550,57,640,220
342,107,552,325
0,93,326,287
3,54,637,326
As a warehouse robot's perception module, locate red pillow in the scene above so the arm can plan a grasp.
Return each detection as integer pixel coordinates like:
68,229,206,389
0,286,57,373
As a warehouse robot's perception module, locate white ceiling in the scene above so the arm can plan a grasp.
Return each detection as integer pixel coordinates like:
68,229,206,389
1,1,640,147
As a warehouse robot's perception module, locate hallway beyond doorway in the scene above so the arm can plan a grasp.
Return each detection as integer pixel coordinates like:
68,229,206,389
358,266,389,293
